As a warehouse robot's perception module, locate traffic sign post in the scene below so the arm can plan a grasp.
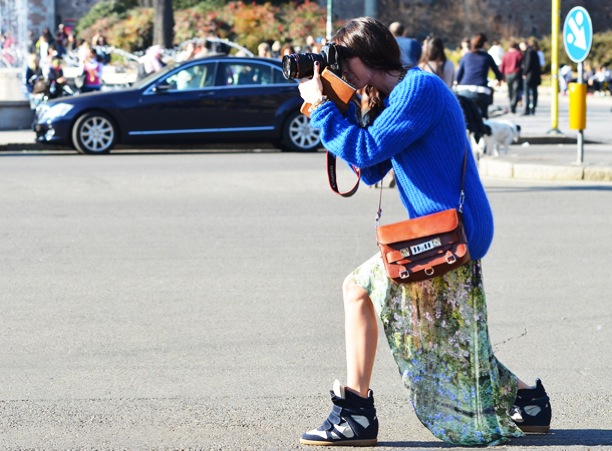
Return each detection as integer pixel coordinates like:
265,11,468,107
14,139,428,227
563,6,593,164
549,0,561,135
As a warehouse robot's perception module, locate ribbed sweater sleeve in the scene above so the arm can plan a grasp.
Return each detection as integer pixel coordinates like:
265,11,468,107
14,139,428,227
310,68,495,260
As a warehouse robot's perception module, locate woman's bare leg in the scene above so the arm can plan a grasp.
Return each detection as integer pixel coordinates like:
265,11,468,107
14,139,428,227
343,278,378,398
341,277,530,395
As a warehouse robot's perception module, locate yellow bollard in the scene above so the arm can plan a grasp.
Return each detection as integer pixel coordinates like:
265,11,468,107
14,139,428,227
568,82,587,130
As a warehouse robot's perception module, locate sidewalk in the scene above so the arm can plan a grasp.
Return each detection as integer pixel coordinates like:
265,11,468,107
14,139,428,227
1,89,611,181
479,90,612,182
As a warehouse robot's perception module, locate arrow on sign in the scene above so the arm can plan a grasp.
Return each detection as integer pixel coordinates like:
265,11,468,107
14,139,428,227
568,15,587,50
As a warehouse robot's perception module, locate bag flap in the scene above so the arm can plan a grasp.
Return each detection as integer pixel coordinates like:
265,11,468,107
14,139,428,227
376,209,460,245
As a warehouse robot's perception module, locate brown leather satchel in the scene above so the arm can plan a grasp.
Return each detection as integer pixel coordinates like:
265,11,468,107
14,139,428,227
376,152,470,283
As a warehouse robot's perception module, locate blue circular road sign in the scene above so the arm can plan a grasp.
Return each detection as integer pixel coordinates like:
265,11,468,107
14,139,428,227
563,6,593,63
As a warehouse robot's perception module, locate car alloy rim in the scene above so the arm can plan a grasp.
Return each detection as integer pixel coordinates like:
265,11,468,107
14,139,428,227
288,114,320,150
80,116,114,152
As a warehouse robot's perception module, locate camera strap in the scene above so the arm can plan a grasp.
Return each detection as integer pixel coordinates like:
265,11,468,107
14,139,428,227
326,151,361,197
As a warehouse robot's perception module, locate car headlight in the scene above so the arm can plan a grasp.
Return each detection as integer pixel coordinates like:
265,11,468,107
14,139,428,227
38,103,75,122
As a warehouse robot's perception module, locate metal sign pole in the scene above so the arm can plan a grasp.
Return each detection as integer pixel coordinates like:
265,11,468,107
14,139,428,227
326,0,333,41
577,62,584,164
549,0,562,135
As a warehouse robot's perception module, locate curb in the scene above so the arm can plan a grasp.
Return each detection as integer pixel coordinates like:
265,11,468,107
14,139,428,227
0,143,46,152
478,157,612,182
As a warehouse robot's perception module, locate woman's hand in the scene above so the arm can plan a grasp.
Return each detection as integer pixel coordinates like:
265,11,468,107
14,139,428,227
298,61,324,105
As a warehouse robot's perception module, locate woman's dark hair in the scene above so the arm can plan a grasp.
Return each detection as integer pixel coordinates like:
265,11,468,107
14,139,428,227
331,17,404,124
420,36,447,64
332,17,403,74
418,36,447,79
470,33,488,51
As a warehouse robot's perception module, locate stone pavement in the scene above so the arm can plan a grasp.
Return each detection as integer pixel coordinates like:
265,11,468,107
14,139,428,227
1,88,611,181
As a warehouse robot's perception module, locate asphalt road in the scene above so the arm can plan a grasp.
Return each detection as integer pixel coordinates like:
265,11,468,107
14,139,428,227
1,151,610,450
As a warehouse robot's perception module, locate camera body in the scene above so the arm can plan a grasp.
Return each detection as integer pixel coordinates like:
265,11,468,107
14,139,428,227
282,43,343,80
282,44,355,118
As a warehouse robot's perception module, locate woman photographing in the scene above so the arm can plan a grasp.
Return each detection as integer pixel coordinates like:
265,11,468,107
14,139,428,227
297,17,551,447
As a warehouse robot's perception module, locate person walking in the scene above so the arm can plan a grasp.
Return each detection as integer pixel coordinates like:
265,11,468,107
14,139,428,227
520,39,542,115
297,17,551,447
499,41,523,114
455,33,503,119
418,35,454,89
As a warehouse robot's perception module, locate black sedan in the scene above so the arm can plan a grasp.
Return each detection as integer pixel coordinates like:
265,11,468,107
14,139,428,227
34,56,321,154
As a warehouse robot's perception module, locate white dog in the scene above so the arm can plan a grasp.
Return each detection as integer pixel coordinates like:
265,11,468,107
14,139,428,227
480,120,521,157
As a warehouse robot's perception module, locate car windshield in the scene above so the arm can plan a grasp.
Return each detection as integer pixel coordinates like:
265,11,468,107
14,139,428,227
131,62,181,89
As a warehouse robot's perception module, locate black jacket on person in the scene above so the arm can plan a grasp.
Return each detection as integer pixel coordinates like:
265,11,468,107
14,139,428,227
522,47,541,86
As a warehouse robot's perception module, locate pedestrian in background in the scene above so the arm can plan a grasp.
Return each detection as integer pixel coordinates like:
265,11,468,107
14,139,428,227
279,43,295,59
80,48,103,93
418,35,454,89
455,32,503,119
297,16,551,448
55,23,68,57
257,42,272,58
23,53,42,108
389,21,421,67
499,41,523,114
488,39,504,66
519,39,541,115
532,39,546,72
460,37,470,56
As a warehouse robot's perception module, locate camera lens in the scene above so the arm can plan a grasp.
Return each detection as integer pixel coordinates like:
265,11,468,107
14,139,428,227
282,55,298,79
282,53,326,79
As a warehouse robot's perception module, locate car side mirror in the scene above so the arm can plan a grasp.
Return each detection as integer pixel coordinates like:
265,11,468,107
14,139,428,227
152,83,172,93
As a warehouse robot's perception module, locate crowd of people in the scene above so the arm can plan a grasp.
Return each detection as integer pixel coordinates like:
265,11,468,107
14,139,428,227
19,20,610,114
22,24,111,107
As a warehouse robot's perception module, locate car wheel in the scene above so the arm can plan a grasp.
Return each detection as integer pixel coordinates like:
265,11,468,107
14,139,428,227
281,111,321,152
72,112,117,154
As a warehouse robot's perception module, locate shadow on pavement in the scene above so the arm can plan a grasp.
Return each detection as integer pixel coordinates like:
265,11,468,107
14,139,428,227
378,429,612,448
512,429,612,447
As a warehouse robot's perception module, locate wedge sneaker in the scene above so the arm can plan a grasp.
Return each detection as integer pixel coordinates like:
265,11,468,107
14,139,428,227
300,380,378,447
510,378,552,433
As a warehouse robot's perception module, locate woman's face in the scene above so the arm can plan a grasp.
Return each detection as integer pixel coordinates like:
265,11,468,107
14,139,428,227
341,56,372,90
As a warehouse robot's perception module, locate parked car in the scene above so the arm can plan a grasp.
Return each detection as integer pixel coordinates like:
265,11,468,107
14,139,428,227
33,56,321,154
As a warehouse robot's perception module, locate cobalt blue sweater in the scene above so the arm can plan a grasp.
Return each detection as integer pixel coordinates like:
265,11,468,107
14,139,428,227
310,67,494,260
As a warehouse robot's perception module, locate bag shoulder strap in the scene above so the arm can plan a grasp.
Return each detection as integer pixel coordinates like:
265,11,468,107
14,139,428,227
376,149,468,226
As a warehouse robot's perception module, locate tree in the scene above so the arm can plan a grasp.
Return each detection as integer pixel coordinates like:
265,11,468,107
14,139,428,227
154,0,174,48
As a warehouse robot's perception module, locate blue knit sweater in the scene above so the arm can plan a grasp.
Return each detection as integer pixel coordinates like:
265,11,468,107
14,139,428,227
310,67,494,260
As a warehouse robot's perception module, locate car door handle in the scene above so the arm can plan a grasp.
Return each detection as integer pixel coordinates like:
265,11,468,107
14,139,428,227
197,91,215,97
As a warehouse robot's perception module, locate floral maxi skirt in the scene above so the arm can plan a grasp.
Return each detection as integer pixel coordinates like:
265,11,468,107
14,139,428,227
349,253,524,446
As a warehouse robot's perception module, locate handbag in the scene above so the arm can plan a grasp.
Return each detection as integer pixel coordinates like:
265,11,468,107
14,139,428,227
376,151,470,283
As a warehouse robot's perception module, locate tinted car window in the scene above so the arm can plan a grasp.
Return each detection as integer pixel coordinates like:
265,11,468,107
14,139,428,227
164,63,214,90
217,61,291,87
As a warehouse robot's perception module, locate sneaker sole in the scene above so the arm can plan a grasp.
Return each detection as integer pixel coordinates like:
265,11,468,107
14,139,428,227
518,425,550,433
300,438,377,447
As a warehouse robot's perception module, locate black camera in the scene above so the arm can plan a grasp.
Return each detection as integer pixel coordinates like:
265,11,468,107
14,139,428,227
282,43,343,80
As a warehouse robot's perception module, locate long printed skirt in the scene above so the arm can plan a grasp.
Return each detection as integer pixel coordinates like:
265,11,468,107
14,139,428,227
349,253,524,446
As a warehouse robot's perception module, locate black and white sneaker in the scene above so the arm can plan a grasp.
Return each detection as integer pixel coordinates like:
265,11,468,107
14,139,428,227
510,378,552,433
300,380,378,447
